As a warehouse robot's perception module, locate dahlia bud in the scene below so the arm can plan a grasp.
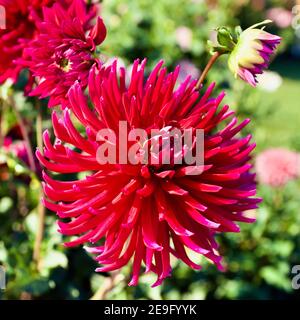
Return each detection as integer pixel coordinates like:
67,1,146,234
210,20,281,86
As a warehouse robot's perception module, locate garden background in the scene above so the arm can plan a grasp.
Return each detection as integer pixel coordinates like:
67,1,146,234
1,0,300,300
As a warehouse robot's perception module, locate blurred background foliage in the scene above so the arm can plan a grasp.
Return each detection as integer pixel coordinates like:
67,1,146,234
1,0,300,300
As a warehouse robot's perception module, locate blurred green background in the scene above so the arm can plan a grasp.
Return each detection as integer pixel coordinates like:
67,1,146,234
1,0,300,300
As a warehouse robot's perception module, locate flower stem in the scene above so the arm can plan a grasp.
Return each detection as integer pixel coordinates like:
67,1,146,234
36,100,43,154
195,51,222,90
33,191,45,270
9,96,36,172
33,99,45,270
90,271,125,300
0,99,4,147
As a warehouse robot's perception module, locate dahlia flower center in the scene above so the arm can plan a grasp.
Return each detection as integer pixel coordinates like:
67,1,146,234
58,57,72,72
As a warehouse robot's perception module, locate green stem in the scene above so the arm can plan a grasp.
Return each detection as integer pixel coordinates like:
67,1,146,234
90,271,125,300
33,189,45,270
33,99,45,270
9,96,36,172
195,51,222,90
0,99,4,147
36,100,43,154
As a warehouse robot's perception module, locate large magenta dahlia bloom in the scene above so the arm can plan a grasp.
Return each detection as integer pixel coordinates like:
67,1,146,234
0,0,75,83
37,60,260,286
22,0,106,107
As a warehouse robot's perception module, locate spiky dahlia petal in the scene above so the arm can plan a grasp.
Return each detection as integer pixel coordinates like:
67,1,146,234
38,60,260,286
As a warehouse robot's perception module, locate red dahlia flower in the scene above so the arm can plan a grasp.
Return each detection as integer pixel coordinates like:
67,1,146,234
37,60,260,286
0,0,75,84
21,0,105,107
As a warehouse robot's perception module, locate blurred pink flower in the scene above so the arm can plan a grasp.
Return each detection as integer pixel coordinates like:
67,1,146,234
266,8,293,29
256,148,300,187
3,137,29,166
4,139,27,163
2,136,41,175
177,60,200,84
175,26,193,51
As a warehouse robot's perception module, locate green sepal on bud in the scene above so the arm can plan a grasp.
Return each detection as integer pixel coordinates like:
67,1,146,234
217,27,234,48
207,25,242,55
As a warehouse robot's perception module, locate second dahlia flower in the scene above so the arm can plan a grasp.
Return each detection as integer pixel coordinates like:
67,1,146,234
37,60,260,286
0,0,77,84
22,0,106,107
